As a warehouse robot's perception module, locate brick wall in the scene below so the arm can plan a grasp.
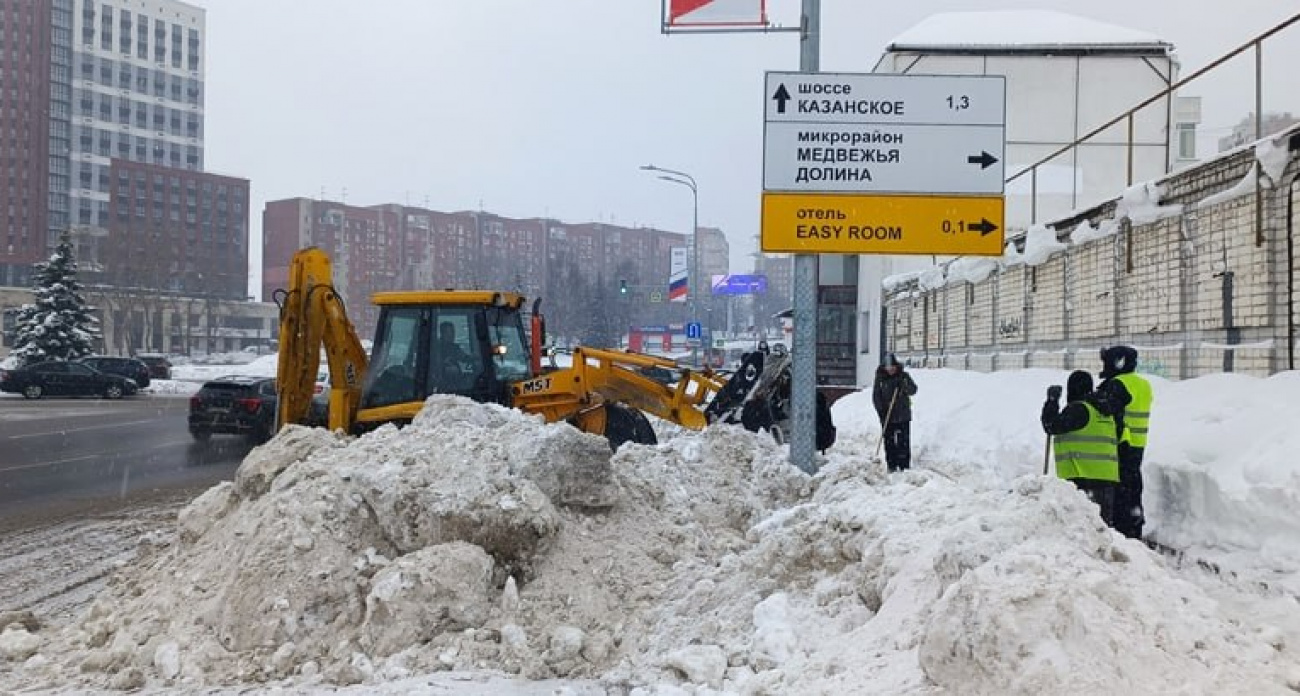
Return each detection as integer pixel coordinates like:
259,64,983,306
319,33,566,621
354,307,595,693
884,127,1300,378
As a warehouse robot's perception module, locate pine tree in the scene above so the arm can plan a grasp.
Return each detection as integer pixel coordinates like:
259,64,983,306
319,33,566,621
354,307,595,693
11,231,101,365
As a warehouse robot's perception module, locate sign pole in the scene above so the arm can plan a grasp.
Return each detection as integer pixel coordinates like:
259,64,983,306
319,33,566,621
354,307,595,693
789,0,820,474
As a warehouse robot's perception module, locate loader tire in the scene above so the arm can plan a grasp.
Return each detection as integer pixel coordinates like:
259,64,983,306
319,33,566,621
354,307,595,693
604,403,658,451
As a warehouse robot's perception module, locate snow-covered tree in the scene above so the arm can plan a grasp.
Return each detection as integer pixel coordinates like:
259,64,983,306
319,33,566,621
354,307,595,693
11,231,101,365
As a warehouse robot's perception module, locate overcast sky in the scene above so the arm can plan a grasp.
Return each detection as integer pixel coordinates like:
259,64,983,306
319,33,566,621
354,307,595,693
199,1,1300,298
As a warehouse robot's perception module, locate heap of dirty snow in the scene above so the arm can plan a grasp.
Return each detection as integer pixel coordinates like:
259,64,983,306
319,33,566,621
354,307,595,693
4,374,1299,694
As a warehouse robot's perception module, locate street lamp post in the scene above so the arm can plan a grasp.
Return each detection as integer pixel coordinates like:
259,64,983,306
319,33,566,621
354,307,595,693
640,164,700,367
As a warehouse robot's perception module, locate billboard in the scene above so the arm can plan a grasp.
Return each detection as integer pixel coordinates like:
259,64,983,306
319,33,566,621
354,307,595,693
663,0,767,31
711,274,768,296
668,247,689,302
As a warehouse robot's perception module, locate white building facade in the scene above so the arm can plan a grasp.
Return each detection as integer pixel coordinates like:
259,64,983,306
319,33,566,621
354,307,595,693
844,10,1199,384
67,0,206,231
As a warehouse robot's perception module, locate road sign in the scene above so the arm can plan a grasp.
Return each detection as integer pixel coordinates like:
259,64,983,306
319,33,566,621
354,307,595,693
764,124,1004,194
685,321,702,340
761,192,1004,256
711,274,768,296
665,0,766,29
761,71,1006,256
649,290,664,303
763,72,1005,196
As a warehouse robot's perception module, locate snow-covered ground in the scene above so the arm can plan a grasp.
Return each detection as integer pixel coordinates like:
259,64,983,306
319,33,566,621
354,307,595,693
1,368,1297,694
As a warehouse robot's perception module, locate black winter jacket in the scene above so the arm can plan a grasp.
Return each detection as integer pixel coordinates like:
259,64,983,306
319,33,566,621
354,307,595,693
873,368,918,423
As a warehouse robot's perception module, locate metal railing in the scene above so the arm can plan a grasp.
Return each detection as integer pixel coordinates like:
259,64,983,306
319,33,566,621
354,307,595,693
1008,12,1300,230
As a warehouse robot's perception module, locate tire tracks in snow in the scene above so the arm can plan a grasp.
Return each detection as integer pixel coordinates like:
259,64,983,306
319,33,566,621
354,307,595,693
0,499,182,626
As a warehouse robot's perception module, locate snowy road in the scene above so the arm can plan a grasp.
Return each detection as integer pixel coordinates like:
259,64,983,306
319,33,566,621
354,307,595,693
0,396,246,531
0,495,184,628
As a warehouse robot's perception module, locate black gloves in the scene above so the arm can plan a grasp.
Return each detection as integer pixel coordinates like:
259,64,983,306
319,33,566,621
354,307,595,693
1047,385,1062,400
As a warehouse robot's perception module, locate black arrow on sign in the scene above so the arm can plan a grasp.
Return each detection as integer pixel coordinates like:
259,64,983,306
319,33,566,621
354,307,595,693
772,84,791,114
966,151,999,169
968,218,999,236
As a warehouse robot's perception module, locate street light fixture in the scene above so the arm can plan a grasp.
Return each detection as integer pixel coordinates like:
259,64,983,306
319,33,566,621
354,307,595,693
640,164,701,367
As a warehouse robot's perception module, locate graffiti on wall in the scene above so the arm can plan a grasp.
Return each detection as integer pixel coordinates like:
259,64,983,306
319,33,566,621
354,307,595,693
1138,358,1171,379
998,316,1023,339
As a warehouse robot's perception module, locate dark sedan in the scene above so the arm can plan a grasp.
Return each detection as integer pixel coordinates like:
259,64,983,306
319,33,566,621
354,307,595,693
76,355,152,389
0,360,139,399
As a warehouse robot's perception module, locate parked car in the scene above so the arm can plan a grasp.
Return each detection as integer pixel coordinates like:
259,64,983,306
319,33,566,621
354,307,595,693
76,355,151,388
0,360,139,399
135,353,173,380
188,375,277,443
307,370,330,426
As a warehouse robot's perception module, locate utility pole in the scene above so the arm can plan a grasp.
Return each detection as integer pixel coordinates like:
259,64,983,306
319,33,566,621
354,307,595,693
789,0,820,473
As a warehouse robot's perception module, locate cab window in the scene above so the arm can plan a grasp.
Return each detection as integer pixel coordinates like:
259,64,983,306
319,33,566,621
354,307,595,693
426,308,482,396
362,307,422,408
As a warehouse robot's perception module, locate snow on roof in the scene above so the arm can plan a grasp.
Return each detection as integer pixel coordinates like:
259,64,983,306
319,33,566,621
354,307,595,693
887,10,1171,53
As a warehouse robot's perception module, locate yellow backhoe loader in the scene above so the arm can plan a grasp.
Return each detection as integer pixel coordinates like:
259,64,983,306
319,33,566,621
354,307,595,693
272,247,835,449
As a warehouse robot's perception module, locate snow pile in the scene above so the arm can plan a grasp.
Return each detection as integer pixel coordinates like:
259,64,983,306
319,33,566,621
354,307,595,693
172,353,281,382
1115,181,1182,225
5,373,1300,694
1144,371,1300,591
1002,239,1025,266
1069,218,1119,245
883,270,924,294
142,379,201,396
917,266,946,291
1199,134,1296,208
1021,225,1068,266
945,257,998,286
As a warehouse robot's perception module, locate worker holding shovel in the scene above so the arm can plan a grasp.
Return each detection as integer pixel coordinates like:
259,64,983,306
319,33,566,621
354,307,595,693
873,354,918,472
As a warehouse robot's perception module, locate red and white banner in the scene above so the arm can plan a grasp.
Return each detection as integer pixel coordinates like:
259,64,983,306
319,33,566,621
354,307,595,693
666,0,767,28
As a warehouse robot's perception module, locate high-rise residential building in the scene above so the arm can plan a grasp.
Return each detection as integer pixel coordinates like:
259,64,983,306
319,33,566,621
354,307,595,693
101,159,248,299
0,0,209,288
68,0,205,235
0,0,54,285
262,197,695,339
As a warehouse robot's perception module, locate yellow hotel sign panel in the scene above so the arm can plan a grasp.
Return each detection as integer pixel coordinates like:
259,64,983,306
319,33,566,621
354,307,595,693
761,193,1005,256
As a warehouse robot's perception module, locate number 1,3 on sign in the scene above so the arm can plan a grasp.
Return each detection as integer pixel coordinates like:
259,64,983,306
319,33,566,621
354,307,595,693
946,95,970,111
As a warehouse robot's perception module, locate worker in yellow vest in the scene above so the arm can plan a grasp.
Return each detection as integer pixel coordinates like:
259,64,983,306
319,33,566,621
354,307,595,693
1097,345,1153,540
1042,370,1120,526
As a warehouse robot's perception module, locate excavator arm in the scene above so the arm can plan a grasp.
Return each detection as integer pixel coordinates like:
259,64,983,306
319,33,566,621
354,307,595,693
509,347,729,441
273,247,368,433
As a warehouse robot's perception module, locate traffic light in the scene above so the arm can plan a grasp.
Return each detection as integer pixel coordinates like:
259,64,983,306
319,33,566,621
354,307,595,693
619,279,628,295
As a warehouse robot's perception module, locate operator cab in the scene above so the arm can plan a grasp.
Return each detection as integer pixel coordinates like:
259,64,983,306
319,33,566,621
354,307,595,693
360,293,533,413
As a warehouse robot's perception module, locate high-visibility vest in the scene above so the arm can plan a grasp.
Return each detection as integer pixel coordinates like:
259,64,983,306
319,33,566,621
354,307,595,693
1054,402,1120,482
1115,372,1153,448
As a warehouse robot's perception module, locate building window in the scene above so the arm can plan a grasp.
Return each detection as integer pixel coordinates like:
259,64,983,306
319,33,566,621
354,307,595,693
1177,123,1197,161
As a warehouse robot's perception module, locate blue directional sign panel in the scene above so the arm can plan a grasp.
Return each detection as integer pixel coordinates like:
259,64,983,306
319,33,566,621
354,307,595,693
685,322,703,340
711,274,769,296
